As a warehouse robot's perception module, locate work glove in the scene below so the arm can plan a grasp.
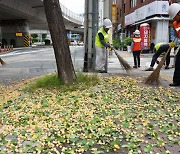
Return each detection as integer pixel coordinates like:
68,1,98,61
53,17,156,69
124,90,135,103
107,44,114,51
169,42,176,48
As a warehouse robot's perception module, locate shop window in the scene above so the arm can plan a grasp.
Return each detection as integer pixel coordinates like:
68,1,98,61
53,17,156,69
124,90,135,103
130,0,137,8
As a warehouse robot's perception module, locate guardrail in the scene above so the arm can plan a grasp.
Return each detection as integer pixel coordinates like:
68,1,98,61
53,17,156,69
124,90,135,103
60,2,84,25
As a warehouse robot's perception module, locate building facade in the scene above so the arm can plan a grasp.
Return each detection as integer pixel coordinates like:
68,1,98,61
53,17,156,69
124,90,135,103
115,0,179,51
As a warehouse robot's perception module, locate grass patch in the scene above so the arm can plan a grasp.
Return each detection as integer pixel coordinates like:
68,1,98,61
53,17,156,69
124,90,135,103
24,73,99,92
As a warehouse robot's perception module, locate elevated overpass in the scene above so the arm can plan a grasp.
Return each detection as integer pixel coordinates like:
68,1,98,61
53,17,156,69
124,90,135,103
0,0,84,47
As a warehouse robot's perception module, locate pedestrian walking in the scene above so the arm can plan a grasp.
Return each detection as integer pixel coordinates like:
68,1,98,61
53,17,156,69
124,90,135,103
168,3,180,86
145,42,176,71
131,30,142,68
95,19,112,73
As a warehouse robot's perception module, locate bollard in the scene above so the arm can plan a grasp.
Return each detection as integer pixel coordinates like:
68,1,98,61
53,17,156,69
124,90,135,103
4,45,6,52
8,45,10,52
7,45,9,52
11,45,13,52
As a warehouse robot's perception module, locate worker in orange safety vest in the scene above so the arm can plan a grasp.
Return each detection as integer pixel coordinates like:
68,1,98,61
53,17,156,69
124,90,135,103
131,30,142,68
168,3,180,87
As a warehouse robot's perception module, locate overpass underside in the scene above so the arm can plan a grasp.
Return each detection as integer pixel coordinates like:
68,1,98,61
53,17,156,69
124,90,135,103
0,0,84,47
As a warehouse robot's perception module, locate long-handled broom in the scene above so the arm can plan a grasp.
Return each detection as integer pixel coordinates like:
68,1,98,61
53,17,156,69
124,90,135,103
0,58,6,65
143,46,172,85
113,49,132,72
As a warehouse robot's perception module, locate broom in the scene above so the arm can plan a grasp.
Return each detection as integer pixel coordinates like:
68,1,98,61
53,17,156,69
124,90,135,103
143,45,173,85
113,49,132,72
0,58,6,65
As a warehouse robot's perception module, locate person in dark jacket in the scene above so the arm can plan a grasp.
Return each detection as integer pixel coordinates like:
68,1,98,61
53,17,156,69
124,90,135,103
168,3,180,86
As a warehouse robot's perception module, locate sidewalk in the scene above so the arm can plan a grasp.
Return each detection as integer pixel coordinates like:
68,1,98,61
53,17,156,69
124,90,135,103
107,50,175,87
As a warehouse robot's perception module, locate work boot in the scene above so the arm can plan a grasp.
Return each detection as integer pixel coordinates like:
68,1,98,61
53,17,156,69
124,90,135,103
169,83,180,87
98,70,107,73
145,67,154,71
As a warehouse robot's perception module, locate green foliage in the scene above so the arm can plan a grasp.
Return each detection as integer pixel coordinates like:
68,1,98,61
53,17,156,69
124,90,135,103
112,36,120,50
32,38,38,43
124,37,132,46
24,73,99,92
120,41,127,48
31,33,38,38
42,34,47,42
113,36,132,50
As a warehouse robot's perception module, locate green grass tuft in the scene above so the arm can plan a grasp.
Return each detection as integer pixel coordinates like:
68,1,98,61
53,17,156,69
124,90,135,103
24,73,99,92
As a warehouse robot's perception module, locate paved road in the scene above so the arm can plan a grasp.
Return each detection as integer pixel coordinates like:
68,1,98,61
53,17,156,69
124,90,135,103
0,46,84,85
0,46,176,87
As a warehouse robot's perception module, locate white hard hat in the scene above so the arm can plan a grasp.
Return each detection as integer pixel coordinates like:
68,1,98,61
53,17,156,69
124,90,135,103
133,30,140,35
168,3,180,19
103,19,112,28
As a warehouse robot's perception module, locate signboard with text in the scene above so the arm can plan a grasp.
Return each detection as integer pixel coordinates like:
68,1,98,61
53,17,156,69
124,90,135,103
112,4,117,24
125,1,169,26
16,32,22,37
140,23,150,49
125,12,135,26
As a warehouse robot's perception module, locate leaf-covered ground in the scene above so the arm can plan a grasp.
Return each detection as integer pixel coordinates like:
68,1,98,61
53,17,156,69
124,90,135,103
0,76,179,153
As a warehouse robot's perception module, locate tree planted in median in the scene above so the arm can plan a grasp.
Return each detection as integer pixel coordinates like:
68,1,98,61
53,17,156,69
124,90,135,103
43,0,76,84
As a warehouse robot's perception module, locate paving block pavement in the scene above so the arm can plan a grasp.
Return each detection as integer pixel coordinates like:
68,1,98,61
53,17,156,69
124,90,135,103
107,50,176,87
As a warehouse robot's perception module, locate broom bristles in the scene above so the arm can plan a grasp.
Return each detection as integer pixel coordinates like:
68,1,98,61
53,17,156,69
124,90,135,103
0,58,7,65
114,50,132,72
144,47,171,85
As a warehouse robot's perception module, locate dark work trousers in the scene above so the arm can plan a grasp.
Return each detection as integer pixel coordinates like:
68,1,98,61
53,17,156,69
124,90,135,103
132,50,141,67
173,48,180,84
150,46,170,68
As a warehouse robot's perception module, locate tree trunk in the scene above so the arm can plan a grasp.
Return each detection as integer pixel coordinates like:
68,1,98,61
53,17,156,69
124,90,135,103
43,0,76,84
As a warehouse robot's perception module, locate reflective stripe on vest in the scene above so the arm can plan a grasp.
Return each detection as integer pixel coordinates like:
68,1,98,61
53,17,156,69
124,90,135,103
132,37,141,51
173,21,180,38
155,42,165,51
95,27,109,47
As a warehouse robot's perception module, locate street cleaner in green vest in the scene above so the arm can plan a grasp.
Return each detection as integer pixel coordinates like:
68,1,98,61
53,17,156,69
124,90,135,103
146,42,176,71
95,19,113,73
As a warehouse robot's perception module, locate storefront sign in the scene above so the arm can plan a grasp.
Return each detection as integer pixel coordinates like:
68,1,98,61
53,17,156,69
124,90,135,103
140,23,150,49
125,12,135,26
135,6,146,21
112,4,117,24
146,1,169,17
125,1,169,24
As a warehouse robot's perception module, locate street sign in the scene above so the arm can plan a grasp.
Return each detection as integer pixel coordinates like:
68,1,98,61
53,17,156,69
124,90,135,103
16,32,23,37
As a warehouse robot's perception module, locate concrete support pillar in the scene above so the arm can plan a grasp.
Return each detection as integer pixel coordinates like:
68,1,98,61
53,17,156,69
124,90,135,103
0,19,30,47
154,20,169,44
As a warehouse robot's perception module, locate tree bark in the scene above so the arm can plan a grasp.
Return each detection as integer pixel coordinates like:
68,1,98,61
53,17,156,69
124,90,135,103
43,0,76,84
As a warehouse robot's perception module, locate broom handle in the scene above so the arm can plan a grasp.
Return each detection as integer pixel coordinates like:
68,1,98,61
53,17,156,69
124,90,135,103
163,39,177,60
